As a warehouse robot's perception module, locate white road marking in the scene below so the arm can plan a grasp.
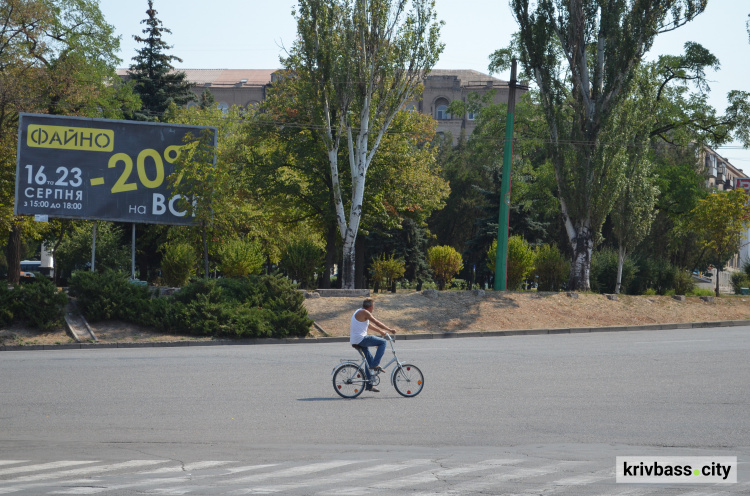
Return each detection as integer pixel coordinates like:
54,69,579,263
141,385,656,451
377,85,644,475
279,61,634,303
0,460,167,493
226,460,359,485
327,459,522,495
232,459,433,494
138,461,236,475
418,460,585,495
0,461,97,477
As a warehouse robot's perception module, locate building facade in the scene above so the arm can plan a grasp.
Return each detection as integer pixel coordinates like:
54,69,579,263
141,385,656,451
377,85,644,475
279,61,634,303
119,68,524,140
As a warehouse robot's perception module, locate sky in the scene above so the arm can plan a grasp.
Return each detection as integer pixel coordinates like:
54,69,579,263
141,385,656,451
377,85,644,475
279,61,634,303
98,0,750,169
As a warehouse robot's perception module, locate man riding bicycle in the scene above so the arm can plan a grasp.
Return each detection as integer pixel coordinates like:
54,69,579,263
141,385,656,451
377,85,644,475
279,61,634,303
350,298,397,393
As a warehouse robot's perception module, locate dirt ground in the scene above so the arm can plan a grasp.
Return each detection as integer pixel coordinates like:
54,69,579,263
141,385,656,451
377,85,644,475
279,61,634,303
3,290,750,347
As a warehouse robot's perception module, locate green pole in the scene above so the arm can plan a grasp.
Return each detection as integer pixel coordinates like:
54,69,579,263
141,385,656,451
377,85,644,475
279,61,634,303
494,59,518,291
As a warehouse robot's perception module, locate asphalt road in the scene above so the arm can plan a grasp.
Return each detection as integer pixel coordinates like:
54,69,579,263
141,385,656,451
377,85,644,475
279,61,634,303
2,327,749,494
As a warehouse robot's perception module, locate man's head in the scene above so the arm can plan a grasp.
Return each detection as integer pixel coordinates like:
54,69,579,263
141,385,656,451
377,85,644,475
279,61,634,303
362,298,374,310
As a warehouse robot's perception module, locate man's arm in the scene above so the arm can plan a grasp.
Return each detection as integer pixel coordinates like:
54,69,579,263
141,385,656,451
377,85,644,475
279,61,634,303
357,309,397,335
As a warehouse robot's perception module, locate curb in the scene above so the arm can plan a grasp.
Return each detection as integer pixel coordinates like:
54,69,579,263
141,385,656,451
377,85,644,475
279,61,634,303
2,319,749,352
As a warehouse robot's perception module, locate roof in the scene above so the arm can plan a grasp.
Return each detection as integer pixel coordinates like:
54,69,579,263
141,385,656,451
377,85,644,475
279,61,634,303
116,69,277,87
116,68,506,88
427,69,507,86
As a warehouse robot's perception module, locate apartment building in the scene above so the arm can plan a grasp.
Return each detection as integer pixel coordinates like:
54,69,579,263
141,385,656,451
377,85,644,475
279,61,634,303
118,68,524,141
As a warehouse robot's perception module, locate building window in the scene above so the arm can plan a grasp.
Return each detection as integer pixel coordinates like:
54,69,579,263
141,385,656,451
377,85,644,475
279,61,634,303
467,111,476,121
436,105,449,120
218,102,229,113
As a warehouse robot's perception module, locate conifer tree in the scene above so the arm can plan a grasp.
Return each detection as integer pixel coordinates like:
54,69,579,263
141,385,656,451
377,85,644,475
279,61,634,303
128,0,194,120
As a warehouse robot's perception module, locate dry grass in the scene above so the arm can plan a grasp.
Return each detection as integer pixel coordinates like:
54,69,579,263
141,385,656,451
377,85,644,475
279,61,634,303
3,290,749,346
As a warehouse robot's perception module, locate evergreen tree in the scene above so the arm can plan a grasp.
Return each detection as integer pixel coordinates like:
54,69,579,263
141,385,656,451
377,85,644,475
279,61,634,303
128,0,194,120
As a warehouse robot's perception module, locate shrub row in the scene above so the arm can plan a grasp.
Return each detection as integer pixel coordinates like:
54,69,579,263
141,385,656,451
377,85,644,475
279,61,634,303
68,271,313,339
0,279,68,330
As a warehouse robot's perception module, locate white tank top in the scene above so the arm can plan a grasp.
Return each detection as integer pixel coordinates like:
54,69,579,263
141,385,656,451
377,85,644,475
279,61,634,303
350,309,370,345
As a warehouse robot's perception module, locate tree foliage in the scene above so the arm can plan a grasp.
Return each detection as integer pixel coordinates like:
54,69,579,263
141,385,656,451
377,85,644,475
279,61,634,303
501,0,708,291
687,189,750,296
427,245,463,290
0,0,138,282
284,0,443,288
128,0,194,120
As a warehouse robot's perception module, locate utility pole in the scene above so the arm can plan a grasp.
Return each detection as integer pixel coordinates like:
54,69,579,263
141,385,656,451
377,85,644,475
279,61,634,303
494,59,518,290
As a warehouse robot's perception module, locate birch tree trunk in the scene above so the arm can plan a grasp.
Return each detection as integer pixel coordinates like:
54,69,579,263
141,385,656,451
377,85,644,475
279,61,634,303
616,246,626,294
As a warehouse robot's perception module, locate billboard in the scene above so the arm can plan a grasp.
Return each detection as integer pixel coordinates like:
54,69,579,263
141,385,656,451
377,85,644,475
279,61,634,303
15,113,217,225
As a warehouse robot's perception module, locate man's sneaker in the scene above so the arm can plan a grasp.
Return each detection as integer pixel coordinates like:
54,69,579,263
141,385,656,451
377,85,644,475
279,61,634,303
368,386,380,393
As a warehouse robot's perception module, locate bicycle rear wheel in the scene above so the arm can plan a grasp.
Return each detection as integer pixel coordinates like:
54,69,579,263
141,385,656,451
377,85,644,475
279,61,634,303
333,363,367,398
392,363,424,397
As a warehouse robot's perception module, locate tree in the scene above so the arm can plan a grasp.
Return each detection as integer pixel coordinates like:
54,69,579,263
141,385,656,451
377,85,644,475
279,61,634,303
245,67,448,289
502,0,707,290
0,0,138,283
284,0,443,288
687,189,750,296
608,71,659,294
487,236,535,290
427,245,462,290
128,0,194,120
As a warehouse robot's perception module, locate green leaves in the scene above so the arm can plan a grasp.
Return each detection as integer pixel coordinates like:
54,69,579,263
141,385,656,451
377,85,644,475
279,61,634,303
427,245,463,290
688,189,750,272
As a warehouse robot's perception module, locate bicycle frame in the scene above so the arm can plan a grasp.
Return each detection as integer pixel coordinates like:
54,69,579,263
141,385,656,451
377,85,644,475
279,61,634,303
331,334,402,379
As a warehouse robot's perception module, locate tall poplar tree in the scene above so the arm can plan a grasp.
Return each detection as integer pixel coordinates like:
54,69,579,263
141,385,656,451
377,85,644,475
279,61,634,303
283,0,443,289
503,0,707,290
128,0,193,120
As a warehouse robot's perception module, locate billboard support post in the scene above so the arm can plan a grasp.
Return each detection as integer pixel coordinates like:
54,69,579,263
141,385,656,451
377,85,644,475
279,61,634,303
131,223,136,280
91,221,97,273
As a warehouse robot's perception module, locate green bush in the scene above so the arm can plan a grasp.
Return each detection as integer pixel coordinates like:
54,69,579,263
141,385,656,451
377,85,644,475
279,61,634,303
673,269,696,295
533,244,569,292
280,239,324,289
487,237,535,290
55,222,130,276
687,287,715,297
427,246,463,290
590,248,637,294
219,238,264,278
629,256,693,295
160,242,196,287
0,284,17,326
15,279,68,330
66,271,312,339
730,271,750,295
69,270,152,322
370,253,406,292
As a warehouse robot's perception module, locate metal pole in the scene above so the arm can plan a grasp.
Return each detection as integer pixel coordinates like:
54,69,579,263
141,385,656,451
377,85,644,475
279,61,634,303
131,223,136,280
91,221,97,272
494,59,518,291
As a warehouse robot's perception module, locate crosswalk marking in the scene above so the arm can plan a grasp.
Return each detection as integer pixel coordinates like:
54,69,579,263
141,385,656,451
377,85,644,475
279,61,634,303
1,458,744,495
231,459,434,495
138,461,236,475
414,460,585,495
226,460,359,485
0,460,167,494
45,462,274,495
0,462,97,477
129,464,280,496
327,459,522,495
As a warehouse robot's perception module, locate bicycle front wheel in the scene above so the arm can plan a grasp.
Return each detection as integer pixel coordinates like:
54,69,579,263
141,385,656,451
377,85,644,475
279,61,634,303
333,363,367,398
392,363,424,397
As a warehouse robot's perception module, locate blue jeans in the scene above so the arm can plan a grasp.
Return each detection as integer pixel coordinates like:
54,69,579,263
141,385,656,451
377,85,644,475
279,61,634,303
357,335,387,386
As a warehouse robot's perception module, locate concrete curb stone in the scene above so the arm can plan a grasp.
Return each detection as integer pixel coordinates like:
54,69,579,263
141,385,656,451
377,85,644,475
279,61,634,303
3,319,749,352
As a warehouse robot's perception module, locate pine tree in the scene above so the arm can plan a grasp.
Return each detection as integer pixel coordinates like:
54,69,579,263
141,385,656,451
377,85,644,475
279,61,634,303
128,0,194,120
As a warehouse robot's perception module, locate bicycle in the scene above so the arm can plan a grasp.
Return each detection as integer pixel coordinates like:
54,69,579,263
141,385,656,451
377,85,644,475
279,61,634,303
332,333,424,398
